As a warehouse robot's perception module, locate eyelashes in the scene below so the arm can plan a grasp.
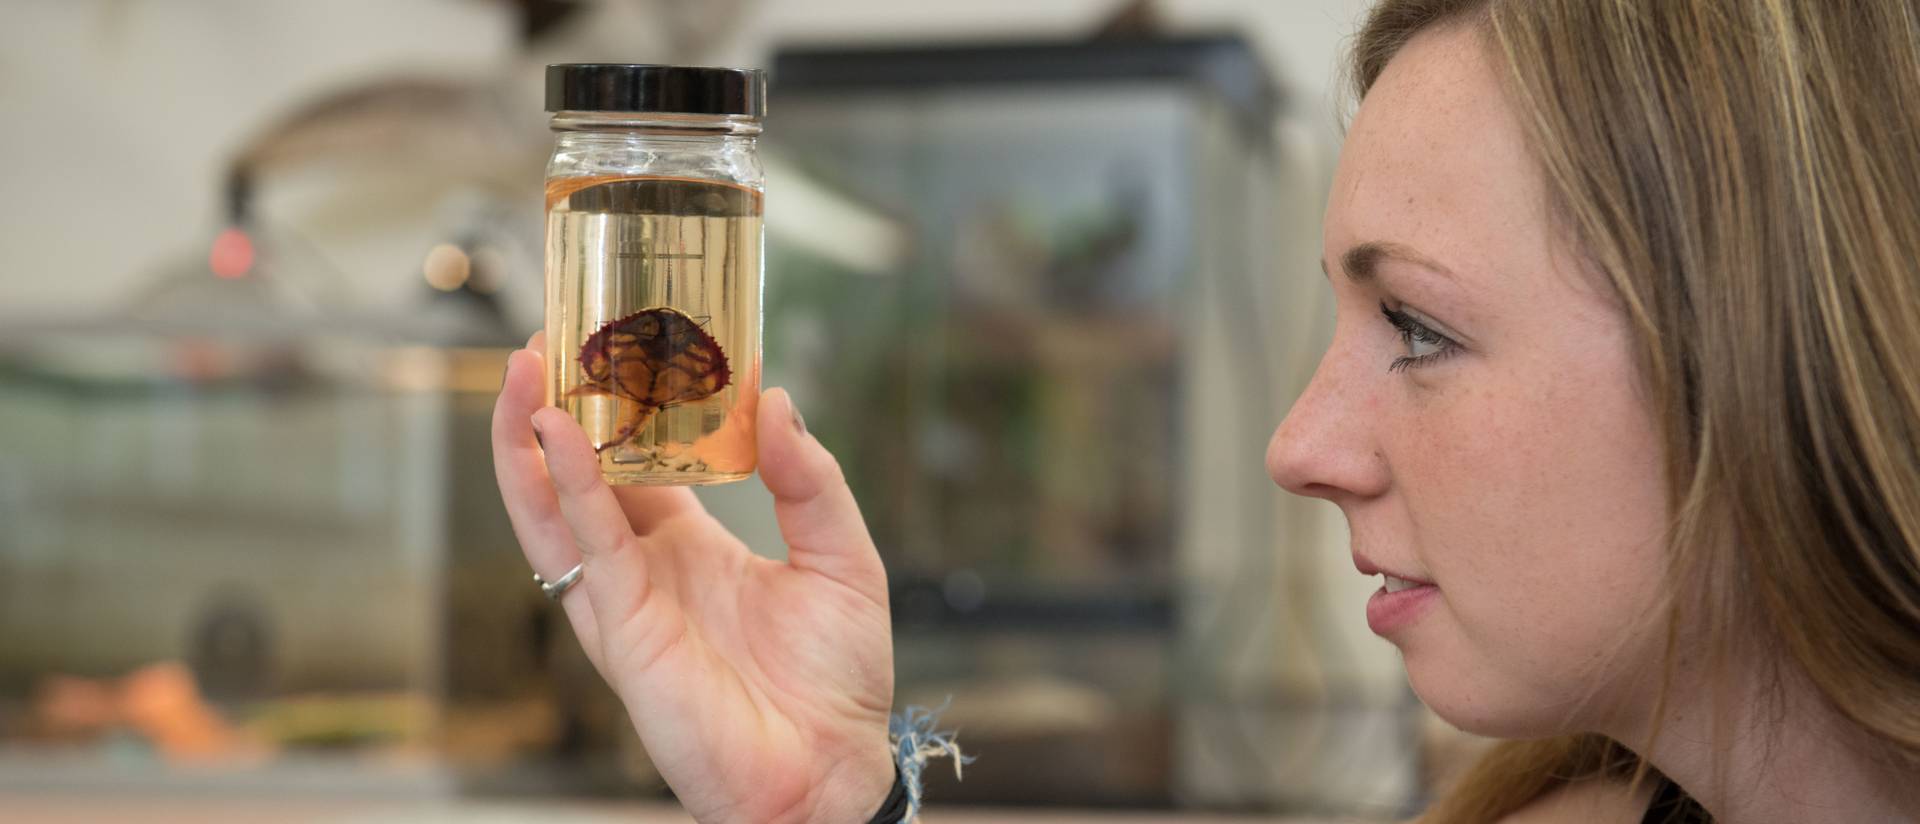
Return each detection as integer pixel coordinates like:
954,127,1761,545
1379,302,1463,372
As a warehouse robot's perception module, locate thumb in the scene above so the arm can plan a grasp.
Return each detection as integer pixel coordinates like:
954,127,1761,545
757,388,888,607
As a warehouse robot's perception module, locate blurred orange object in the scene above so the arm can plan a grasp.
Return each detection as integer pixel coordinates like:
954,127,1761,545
32,675,119,739
118,662,248,762
31,662,266,764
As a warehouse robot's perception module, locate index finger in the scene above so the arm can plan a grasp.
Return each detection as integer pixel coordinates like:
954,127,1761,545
492,345,580,575
529,330,707,532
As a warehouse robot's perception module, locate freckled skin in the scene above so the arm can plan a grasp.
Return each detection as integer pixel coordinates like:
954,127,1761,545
1267,25,1671,738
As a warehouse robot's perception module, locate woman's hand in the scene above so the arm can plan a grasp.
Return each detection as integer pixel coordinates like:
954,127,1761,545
492,333,896,824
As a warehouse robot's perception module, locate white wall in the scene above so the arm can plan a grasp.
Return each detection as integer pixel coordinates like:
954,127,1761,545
0,0,1374,314
0,0,513,312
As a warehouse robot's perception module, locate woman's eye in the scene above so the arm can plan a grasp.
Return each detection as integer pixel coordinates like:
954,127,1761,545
1379,302,1462,372
1404,329,1445,357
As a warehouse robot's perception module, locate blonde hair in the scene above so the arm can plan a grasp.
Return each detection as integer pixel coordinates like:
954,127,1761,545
1348,1,1920,820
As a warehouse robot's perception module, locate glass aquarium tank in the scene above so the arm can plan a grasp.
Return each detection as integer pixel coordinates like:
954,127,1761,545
695,34,1422,815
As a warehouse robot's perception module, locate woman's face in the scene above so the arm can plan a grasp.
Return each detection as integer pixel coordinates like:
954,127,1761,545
1269,24,1671,737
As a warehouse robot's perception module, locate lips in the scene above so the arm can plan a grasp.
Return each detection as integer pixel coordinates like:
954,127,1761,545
1352,552,1434,587
1353,553,1438,635
1365,577,1439,635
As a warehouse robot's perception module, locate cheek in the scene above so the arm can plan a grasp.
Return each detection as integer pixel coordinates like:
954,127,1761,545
1391,360,1669,658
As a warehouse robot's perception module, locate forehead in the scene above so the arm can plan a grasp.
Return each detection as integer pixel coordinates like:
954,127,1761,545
1326,24,1556,291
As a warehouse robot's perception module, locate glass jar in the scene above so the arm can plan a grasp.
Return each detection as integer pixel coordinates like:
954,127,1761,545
543,64,766,486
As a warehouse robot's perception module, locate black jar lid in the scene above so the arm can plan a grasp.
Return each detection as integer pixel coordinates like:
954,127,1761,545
545,63,765,117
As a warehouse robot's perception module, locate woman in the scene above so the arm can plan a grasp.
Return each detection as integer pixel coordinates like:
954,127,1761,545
492,1,1920,821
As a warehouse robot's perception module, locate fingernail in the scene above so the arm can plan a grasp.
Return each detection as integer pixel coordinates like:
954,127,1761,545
530,415,547,450
500,357,513,389
789,394,807,437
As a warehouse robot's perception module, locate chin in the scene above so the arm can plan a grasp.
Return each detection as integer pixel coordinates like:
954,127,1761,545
1401,647,1590,740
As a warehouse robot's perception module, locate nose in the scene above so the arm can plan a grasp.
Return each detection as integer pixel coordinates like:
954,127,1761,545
1267,334,1389,501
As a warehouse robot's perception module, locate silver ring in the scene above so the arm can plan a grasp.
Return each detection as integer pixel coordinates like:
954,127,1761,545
534,563,584,601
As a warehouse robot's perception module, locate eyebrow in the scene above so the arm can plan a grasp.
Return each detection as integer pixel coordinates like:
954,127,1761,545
1323,241,1462,285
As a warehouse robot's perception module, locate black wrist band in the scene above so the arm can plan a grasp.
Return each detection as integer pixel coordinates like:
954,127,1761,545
864,762,911,824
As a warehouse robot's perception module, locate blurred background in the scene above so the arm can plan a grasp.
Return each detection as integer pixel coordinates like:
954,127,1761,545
0,0,1486,821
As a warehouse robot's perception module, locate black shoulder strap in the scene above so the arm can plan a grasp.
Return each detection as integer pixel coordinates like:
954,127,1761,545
1642,778,1711,824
